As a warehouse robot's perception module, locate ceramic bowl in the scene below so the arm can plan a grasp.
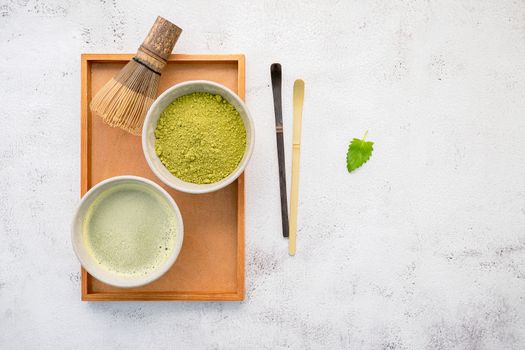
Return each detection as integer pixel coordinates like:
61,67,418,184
71,175,184,288
142,80,255,194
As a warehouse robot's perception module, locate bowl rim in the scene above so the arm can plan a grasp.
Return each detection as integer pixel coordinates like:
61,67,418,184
71,175,184,288
142,80,255,194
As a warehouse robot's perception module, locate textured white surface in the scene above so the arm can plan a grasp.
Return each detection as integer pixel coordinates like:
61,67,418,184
2,1,525,349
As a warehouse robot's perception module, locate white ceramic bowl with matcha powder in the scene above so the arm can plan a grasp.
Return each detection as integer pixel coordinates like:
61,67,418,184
142,80,255,194
71,176,184,288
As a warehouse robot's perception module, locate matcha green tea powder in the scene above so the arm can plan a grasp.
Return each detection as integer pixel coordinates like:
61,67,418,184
155,92,246,184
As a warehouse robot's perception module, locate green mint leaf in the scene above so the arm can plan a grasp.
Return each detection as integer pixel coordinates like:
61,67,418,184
346,131,374,172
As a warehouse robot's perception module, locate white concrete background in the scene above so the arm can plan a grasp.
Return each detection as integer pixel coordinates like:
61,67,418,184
1,0,525,349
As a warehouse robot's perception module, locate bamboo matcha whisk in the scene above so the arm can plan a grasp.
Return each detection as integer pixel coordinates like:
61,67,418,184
90,16,182,135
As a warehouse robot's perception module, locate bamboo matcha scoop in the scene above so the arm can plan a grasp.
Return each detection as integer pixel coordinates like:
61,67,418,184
289,79,305,256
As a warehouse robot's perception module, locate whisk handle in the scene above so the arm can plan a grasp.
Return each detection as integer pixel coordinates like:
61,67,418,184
139,16,182,66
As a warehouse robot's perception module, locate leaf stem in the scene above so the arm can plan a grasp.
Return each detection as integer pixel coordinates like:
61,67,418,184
363,130,368,141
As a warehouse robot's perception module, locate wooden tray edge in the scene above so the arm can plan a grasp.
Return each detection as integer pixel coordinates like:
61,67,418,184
81,53,246,63
80,53,246,302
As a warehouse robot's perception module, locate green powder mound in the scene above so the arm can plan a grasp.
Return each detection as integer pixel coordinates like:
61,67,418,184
155,92,247,184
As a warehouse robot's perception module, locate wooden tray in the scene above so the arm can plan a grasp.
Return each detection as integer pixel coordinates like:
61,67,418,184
80,54,245,301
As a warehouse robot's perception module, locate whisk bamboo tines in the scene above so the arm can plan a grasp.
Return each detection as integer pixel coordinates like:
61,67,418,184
90,16,182,135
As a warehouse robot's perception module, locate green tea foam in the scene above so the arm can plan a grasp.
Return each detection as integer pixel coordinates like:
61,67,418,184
82,182,177,278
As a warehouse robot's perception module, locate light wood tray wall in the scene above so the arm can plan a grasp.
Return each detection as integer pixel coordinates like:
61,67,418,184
80,54,245,301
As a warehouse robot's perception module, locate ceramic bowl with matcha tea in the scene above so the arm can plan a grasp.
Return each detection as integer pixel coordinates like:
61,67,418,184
71,176,184,288
142,80,255,194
